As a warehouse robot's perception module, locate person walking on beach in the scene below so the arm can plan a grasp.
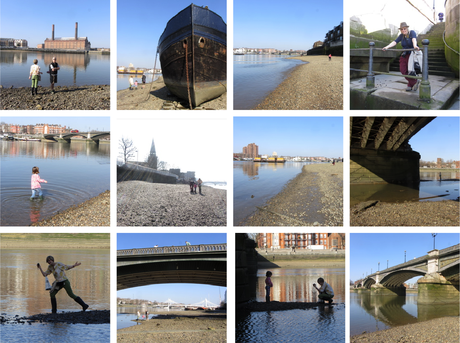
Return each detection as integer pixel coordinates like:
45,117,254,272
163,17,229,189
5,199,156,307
197,178,203,194
31,166,47,200
48,57,60,94
265,271,273,302
29,59,42,96
382,22,420,92
37,256,89,313
328,54,332,61
313,277,334,304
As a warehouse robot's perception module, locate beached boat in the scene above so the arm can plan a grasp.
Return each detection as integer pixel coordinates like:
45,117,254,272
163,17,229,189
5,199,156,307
158,4,226,107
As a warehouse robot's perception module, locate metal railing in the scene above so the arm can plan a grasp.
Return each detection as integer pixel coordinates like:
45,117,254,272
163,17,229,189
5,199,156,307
350,39,431,101
117,243,227,256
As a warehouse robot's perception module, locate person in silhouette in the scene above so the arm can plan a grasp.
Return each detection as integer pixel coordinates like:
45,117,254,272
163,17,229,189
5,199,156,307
265,271,273,302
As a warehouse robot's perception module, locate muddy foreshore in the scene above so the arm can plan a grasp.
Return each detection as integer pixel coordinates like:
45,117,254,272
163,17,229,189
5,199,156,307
0,233,110,249
118,310,226,343
1,85,110,110
117,76,227,110
117,182,226,226
30,190,110,227
1,310,110,325
243,163,343,226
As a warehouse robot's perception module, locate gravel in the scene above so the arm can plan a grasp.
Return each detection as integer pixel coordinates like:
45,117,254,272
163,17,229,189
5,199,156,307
351,316,460,343
244,163,343,226
31,191,110,226
1,85,110,110
350,200,460,226
254,56,343,110
1,310,110,325
117,182,227,226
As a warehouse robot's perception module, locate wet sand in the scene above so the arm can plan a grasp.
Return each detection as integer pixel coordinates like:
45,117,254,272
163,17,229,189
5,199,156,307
351,316,459,343
244,163,343,226
254,55,343,110
118,310,226,343
117,77,227,110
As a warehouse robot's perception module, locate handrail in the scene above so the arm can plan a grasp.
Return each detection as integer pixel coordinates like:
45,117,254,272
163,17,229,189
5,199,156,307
117,243,227,256
443,30,460,55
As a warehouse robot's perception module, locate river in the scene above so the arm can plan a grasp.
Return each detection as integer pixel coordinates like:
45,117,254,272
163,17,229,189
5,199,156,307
0,51,110,87
0,247,110,342
233,54,305,110
236,266,345,342
234,161,312,225
0,140,110,226
350,291,460,337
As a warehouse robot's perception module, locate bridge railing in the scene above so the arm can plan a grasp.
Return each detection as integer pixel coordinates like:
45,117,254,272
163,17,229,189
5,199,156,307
117,243,227,256
350,40,431,101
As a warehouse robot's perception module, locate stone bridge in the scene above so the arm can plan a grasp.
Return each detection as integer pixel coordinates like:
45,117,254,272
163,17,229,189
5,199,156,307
356,244,459,303
117,244,226,290
350,117,435,188
44,131,110,144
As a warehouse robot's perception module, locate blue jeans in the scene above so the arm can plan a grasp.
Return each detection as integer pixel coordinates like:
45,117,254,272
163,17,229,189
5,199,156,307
31,188,43,198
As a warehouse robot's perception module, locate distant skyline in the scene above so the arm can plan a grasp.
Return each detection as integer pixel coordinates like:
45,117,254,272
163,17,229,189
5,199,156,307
1,117,110,132
234,0,343,51
234,117,343,157
0,0,110,48
117,233,227,305
350,233,459,283
117,0,227,68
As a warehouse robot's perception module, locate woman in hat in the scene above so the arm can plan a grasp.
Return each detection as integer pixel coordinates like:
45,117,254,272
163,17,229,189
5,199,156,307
37,256,89,314
28,59,42,96
382,22,420,92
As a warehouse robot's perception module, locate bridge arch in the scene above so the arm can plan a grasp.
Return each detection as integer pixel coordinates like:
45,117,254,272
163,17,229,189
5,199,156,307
379,268,426,288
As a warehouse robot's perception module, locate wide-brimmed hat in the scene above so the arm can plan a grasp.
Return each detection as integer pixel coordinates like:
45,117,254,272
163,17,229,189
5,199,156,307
399,22,409,29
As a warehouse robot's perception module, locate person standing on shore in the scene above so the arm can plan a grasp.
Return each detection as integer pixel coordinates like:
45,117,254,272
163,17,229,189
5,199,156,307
382,22,420,92
31,166,47,200
29,59,42,96
265,271,273,302
129,76,134,90
193,182,197,194
142,74,146,84
48,57,60,94
313,277,334,304
328,54,332,61
197,178,203,194
37,256,89,313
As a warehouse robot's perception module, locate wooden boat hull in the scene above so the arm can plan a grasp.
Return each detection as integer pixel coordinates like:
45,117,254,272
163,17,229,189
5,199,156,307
158,5,226,107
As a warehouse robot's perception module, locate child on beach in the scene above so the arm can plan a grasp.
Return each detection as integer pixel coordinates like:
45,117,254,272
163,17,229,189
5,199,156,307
134,80,138,90
265,271,273,302
31,166,47,200
313,277,334,304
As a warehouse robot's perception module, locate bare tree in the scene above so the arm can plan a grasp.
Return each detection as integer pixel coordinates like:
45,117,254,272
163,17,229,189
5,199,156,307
157,160,169,171
119,137,136,164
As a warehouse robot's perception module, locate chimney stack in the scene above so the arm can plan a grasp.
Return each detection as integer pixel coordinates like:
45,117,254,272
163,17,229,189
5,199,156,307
52,24,55,40
75,22,78,40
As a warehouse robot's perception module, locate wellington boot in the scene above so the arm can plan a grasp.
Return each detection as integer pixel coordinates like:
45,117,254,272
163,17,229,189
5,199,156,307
74,296,89,311
31,87,34,96
51,297,57,314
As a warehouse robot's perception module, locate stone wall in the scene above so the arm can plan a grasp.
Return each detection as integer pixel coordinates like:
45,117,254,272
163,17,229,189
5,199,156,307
445,0,459,77
236,234,258,304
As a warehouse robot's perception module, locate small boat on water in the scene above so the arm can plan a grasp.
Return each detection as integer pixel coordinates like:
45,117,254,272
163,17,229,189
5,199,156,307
158,4,226,107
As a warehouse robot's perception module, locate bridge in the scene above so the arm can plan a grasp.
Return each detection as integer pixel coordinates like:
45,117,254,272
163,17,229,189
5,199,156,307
355,244,459,303
43,131,110,144
117,244,226,290
350,117,435,188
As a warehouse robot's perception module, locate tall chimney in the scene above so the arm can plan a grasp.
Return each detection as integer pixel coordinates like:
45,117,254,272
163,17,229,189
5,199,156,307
75,22,78,40
52,24,55,40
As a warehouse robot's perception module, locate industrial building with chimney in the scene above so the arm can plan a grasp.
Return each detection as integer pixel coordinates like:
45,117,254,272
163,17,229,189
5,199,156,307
37,22,91,50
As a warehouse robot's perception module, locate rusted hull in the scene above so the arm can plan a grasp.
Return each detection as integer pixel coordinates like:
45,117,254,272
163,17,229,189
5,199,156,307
158,5,226,107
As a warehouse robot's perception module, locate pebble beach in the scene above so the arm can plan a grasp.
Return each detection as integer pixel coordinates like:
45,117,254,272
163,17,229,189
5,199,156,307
254,55,343,110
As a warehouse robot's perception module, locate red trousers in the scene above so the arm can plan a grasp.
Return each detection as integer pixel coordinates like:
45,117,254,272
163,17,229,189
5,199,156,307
399,54,417,88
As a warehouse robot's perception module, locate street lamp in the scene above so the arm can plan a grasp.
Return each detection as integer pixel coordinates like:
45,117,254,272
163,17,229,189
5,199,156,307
378,262,380,272
432,233,437,250
387,260,389,269
405,250,406,263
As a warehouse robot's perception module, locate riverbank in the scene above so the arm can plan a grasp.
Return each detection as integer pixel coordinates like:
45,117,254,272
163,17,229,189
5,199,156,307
253,55,343,110
117,77,226,110
243,163,343,226
117,182,226,226
30,190,110,226
0,233,110,249
1,85,110,110
117,310,226,343
350,200,459,226
258,260,345,269
351,316,459,343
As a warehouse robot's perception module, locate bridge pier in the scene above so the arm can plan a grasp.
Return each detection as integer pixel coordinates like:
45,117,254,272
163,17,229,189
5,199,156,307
417,272,459,304
371,283,406,296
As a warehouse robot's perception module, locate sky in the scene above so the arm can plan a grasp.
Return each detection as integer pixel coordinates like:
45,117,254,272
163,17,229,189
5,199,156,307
117,117,228,182
117,233,227,305
350,233,459,283
349,0,447,34
1,117,110,132
117,0,227,68
234,117,343,157
234,0,343,50
0,0,110,48
409,117,460,162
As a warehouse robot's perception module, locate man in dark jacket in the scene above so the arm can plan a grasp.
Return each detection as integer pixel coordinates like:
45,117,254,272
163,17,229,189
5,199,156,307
49,57,60,94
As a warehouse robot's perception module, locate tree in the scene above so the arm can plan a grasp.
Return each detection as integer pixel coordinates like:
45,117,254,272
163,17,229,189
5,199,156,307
119,137,136,164
157,160,169,171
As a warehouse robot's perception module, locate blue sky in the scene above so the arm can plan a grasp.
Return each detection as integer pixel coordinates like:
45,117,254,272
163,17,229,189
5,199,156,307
234,117,343,157
350,233,459,283
117,0,227,68
117,233,227,305
1,117,110,132
410,117,460,162
0,0,110,48
234,0,343,50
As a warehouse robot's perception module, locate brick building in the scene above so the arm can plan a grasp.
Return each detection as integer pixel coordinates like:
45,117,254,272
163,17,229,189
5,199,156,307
257,233,345,250
243,143,258,158
34,124,67,134
43,23,91,50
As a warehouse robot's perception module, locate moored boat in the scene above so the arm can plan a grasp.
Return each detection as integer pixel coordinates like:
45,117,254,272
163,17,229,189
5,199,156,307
158,4,226,107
